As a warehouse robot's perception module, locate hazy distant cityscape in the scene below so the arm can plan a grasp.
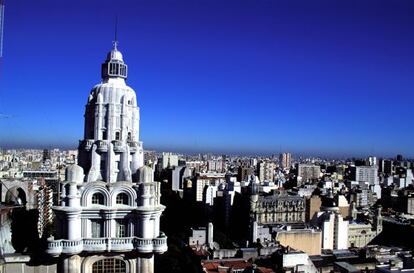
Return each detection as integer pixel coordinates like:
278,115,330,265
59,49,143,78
2,144,414,273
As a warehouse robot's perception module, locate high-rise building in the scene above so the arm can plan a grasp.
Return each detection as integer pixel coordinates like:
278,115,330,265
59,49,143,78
279,153,292,169
312,193,349,250
42,149,51,163
207,159,223,172
379,159,393,175
368,156,377,166
46,43,167,273
257,161,276,182
237,166,253,182
349,166,378,185
296,164,321,185
161,152,178,169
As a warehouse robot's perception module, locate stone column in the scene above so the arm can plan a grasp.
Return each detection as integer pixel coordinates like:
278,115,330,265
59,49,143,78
67,182,80,208
137,256,154,273
67,210,81,240
153,213,160,237
140,214,153,239
103,212,112,238
59,255,81,273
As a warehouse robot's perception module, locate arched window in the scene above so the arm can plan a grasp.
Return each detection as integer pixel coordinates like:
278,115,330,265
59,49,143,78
116,193,129,205
127,132,132,141
115,131,120,140
92,192,105,205
92,258,127,273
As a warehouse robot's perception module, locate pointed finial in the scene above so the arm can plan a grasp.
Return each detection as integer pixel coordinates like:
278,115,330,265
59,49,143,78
113,15,118,50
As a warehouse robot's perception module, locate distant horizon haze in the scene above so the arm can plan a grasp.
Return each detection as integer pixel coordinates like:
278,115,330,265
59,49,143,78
0,142,408,160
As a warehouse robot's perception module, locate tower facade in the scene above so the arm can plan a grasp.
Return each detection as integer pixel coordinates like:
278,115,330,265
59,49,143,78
78,43,144,183
46,44,167,273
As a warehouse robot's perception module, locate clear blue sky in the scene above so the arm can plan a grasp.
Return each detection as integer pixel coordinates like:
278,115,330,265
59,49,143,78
0,0,413,157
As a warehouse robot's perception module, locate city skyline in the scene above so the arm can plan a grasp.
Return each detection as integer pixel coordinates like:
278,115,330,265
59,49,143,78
0,0,414,157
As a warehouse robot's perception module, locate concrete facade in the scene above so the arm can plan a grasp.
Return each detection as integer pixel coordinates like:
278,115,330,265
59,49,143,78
276,228,322,255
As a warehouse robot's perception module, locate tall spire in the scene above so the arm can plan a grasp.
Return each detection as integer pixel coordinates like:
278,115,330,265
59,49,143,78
101,16,128,80
113,15,118,50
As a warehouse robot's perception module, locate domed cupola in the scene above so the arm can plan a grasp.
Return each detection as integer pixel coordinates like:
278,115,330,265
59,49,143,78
78,41,144,183
101,42,128,80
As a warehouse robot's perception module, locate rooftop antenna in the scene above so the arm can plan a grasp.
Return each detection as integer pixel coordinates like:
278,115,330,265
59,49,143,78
113,15,118,50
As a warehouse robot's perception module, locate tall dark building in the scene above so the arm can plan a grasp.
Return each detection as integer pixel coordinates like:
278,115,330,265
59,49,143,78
380,159,393,175
42,149,50,163
238,166,253,182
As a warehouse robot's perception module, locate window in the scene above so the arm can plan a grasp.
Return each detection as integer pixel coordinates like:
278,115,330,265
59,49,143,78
92,258,126,273
127,132,132,141
116,219,127,237
102,130,107,140
91,220,103,238
109,63,116,75
115,132,120,140
116,193,129,205
92,193,105,205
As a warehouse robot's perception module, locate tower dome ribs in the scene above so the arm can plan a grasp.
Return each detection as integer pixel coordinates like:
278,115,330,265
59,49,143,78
78,43,144,183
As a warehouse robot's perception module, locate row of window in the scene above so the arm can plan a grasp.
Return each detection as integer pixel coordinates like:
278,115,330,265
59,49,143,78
107,62,127,78
101,131,133,141
90,219,128,238
92,192,129,205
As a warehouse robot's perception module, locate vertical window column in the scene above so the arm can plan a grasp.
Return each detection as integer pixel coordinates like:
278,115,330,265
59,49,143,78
91,220,103,238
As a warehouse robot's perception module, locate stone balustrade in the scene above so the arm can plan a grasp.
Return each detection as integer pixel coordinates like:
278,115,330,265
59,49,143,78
46,235,167,256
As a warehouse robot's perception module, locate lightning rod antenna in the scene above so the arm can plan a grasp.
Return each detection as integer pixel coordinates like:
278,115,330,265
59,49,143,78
113,15,118,50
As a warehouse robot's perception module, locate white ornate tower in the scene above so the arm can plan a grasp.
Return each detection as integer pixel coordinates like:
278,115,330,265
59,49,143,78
78,42,144,183
46,43,167,273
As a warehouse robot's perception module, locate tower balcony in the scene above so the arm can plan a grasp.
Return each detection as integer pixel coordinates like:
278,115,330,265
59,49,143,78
80,139,94,151
96,140,108,152
127,141,138,152
152,233,168,254
46,235,168,257
112,140,125,152
83,238,108,252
